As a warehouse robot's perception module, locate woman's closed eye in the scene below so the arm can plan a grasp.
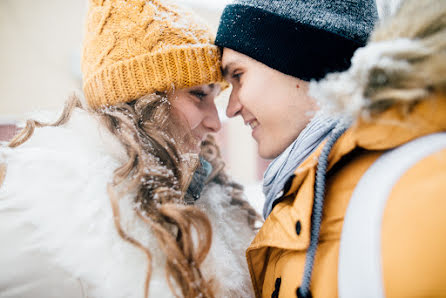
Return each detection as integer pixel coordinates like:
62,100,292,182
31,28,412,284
189,90,208,100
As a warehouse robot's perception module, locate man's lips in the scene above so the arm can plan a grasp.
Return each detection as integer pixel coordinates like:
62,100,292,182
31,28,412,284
245,119,259,129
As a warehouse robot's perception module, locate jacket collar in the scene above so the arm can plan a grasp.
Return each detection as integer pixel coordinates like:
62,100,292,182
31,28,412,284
249,94,446,252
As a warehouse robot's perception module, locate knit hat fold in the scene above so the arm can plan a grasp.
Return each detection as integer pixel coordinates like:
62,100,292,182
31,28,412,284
82,0,224,108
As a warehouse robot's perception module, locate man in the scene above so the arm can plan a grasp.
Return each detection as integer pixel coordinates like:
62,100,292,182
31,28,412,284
216,0,446,297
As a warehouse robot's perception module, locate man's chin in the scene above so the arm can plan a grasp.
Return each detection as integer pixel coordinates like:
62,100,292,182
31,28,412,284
258,140,288,160
258,147,278,160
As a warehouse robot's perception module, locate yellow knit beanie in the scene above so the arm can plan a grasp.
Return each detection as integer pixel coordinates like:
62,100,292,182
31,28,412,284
81,0,225,108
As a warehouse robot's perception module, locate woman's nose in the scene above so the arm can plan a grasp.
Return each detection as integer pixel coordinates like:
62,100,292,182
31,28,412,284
204,102,222,133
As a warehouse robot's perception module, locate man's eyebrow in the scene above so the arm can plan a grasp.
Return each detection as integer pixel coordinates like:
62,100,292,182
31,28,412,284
221,65,229,78
221,62,236,78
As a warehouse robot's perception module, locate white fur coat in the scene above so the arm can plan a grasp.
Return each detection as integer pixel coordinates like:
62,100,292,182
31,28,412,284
0,109,255,298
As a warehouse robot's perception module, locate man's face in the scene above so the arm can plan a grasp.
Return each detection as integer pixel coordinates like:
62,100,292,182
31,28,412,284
222,48,318,159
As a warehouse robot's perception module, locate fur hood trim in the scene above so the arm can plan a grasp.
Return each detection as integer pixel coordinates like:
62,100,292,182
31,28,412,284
310,0,446,119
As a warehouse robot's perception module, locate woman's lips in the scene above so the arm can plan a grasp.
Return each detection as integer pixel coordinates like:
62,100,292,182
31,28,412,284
194,134,204,142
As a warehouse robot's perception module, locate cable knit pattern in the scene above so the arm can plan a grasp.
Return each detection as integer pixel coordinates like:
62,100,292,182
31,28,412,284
82,0,225,108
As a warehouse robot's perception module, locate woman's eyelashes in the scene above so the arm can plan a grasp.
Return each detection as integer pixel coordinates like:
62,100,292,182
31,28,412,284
189,90,207,100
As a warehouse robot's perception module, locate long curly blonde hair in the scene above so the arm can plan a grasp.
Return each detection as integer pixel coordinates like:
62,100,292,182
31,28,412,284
2,92,259,298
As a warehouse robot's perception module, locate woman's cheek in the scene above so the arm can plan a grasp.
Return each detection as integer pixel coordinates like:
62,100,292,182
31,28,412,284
190,106,204,130
180,102,201,130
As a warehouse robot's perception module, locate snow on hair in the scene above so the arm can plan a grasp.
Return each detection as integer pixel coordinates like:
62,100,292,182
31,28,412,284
7,94,215,298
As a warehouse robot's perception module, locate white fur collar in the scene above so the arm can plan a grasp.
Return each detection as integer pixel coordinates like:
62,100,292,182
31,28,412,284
0,109,254,297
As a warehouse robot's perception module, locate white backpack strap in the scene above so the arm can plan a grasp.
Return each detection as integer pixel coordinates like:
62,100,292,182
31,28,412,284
338,132,446,298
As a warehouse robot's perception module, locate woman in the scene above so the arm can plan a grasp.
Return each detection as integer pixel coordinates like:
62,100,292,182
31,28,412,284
0,0,258,297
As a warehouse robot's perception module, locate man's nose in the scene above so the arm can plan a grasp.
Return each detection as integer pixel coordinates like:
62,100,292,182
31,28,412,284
226,90,242,118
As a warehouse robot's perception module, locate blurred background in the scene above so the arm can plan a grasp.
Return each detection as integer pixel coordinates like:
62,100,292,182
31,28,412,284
0,0,398,211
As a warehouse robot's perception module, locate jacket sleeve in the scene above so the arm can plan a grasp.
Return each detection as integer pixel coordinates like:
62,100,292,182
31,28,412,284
0,207,86,298
381,148,446,297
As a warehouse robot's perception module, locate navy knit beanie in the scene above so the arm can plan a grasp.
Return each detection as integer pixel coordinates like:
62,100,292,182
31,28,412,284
216,0,378,81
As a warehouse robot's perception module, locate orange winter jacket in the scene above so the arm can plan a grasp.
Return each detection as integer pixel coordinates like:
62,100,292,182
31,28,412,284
247,94,446,298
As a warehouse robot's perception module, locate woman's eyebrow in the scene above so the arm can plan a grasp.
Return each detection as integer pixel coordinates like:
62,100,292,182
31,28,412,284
208,83,215,90
189,84,214,93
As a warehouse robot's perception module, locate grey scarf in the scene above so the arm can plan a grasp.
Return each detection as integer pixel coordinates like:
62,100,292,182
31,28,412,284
262,114,338,219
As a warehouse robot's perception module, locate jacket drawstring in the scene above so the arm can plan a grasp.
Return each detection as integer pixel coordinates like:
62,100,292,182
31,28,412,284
297,122,350,298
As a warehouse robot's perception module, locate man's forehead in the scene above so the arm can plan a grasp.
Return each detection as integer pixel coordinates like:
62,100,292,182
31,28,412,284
222,51,249,77
222,48,246,65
